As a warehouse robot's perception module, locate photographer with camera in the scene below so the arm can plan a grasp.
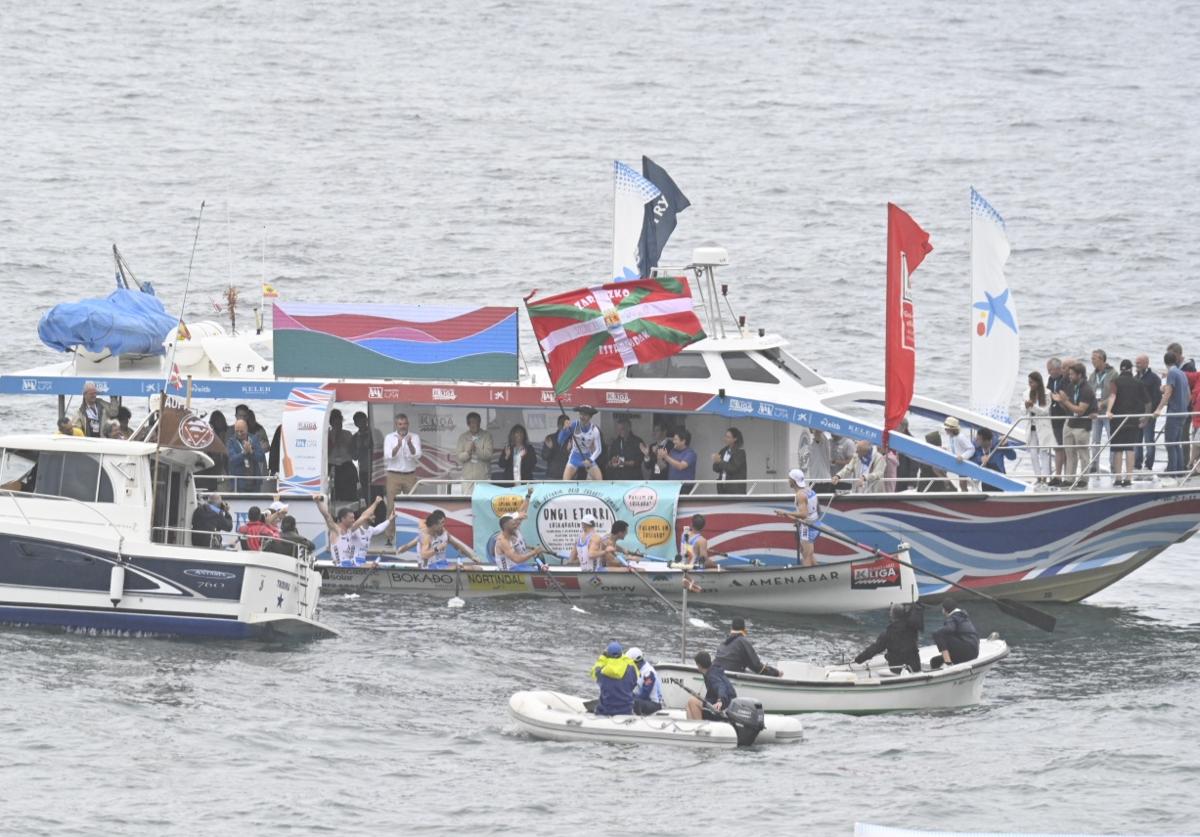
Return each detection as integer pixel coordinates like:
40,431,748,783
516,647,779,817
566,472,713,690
191,492,233,549
853,601,926,674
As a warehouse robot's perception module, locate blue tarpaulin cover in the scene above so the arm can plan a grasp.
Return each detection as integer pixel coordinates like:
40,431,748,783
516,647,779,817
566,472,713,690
38,289,177,355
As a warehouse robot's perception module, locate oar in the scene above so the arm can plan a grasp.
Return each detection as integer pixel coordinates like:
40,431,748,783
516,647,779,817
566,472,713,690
356,537,420,592
807,521,1057,633
448,560,465,609
677,682,730,721
535,558,588,614
619,550,716,630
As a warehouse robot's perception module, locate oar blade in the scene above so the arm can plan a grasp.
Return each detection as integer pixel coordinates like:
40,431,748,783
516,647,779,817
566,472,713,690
997,597,1057,632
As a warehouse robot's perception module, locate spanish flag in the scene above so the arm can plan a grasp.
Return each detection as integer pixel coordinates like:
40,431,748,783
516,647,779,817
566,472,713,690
262,283,280,299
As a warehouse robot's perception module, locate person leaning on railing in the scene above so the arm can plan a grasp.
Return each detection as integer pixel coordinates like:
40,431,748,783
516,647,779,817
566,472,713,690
191,492,233,549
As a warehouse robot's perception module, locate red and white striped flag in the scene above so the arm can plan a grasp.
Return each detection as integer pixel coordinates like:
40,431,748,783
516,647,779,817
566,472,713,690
168,363,183,391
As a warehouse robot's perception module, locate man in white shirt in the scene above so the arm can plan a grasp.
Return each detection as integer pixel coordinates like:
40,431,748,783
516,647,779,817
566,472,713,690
941,417,975,491
383,413,422,544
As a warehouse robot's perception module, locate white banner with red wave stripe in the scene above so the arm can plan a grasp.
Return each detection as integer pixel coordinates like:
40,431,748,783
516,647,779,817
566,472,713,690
279,387,335,495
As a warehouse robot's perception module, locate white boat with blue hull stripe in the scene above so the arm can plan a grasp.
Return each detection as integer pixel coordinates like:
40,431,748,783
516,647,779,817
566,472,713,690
0,434,334,640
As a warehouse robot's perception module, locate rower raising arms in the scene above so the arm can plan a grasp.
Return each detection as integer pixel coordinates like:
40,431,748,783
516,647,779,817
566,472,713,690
317,495,393,567
418,509,478,569
494,489,546,571
559,405,603,481
774,468,819,568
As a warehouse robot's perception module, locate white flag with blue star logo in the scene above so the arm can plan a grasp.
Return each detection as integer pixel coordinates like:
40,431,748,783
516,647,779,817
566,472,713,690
611,160,662,282
969,187,1019,422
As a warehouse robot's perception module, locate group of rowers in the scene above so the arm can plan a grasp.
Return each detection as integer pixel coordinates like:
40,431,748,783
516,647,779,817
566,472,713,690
321,485,729,572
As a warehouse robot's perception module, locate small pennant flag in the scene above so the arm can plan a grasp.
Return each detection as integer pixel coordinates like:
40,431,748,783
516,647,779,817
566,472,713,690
262,283,280,299
169,363,183,391
177,320,192,341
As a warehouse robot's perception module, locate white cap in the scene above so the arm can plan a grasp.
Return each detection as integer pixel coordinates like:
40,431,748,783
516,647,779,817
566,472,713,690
626,646,644,662
788,468,806,486
269,500,288,512
581,515,597,527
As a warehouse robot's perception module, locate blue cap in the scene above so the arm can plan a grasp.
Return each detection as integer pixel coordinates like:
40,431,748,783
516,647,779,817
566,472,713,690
605,641,622,656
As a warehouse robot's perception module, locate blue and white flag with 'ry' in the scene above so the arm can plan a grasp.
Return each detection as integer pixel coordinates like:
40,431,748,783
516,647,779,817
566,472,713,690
969,187,1019,422
612,160,661,282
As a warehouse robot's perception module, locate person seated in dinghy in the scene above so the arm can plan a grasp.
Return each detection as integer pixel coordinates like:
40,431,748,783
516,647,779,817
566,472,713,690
591,641,638,716
493,494,547,572
687,651,736,721
930,598,980,668
853,602,926,674
626,647,663,715
713,617,783,677
417,509,479,569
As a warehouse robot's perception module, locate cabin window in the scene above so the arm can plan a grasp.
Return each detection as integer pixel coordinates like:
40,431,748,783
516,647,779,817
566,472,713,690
721,351,780,384
626,353,711,379
31,452,114,503
761,348,825,386
0,449,37,492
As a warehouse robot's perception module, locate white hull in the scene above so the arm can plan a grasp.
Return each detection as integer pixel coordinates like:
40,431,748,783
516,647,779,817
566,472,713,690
318,555,918,615
657,638,1008,714
508,690,802,748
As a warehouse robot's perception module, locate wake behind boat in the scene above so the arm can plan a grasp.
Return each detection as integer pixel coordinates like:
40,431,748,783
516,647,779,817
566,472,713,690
656,636,1009,715
508,690,802,748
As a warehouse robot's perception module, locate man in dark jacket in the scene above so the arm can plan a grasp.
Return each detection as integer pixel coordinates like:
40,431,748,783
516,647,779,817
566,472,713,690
190,493,233,548
591,641,638,716
713,617,783,677
687,650,737,720
854,602,925,673
931,598,980,667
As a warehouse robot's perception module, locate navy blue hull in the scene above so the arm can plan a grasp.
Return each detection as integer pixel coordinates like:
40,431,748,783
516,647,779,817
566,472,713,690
0,603,255,638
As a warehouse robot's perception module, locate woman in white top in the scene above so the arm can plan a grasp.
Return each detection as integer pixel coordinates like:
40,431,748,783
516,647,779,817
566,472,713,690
1024,371,1054,482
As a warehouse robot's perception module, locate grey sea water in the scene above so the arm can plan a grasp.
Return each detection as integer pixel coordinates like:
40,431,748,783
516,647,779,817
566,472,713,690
1,1,1199,834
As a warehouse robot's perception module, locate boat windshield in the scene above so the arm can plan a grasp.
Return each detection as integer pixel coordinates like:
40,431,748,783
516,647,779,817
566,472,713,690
0,449,36,493
0,449,115,503
625,353,711,379
761,348,825,387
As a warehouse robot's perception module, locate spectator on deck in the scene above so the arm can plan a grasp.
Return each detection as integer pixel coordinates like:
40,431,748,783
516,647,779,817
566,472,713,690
238,506,282,551
456,412,495,489
1134,355,1162,473
941,417,976,492
74,382,114,438
659,428,697,492
1024,371,1054,484
832,439,886,493
352,411,379,502
327,409,359,501
191,493,233,548
56,416,83,437
830,434,854,476
244,408,270,450
265,515,316,559
916,431,956,493
198,410,231,490
541,415,571,481
606,417,644,481
886,417,918,491
806,428,833,491
712,427,748,495
1046,357,1069,486
114,406,134,440
1053,362,1097,484
970,428,1016,490
226,419,267,492
1107,359,1150,487
641,421,673,480
1167,341,1196,373
101,419,122,439
1088,349,1117,474
498,424,538,485
383,414,421,545
1155,351,1190,479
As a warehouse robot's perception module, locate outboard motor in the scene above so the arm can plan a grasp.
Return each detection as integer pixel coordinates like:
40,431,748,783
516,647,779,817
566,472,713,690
725,698,766,747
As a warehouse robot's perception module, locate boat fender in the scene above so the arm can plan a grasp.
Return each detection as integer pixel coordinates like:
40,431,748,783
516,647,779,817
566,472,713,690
109,563,125,607
726,698,765,747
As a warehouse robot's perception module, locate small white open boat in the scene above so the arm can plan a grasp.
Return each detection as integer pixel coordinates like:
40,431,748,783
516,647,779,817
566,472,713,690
508,690,803,748
657,636,1009,715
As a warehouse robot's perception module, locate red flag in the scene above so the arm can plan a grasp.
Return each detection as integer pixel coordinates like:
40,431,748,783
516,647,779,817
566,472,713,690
525,276,705,394
885,203,933,445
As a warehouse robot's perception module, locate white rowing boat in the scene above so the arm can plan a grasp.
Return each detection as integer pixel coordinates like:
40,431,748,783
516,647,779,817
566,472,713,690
318,551,918,616
656,636,1009,715
508,690,803,748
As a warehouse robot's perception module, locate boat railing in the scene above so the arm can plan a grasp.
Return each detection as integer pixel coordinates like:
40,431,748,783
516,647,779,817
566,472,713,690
151,525,314,561
0,488,129,553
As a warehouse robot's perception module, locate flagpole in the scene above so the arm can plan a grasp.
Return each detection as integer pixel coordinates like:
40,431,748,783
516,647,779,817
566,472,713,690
968,187,974,412
522,292,570,421
610,161,618,284
153,201,206,541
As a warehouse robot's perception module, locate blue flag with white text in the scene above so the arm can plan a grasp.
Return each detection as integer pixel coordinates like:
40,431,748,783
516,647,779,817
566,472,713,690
637,157,691,278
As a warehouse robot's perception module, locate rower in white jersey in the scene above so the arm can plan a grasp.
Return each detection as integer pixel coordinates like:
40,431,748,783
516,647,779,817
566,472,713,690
774,468,820,567
316,495,393,567
569,515,609,571
557,404,603,481
493,488,546,571
417,509,479,569
679,513,720,570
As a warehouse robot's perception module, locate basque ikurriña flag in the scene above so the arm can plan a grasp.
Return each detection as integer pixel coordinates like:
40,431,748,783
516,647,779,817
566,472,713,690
884,203,933,445
526,276,705,394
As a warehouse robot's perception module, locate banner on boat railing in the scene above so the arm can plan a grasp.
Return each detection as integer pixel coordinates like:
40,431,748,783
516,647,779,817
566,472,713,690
271,303,519,381
471,481,682,562
279,387,335,495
